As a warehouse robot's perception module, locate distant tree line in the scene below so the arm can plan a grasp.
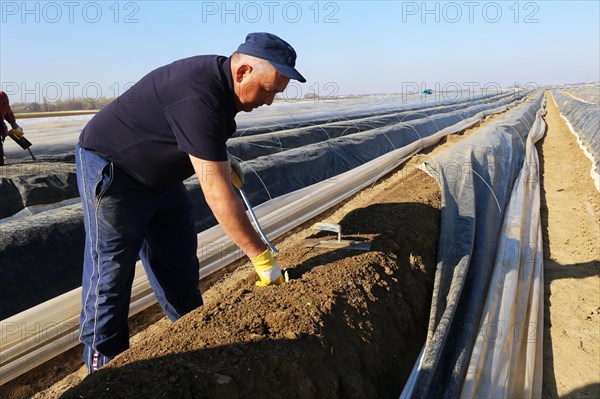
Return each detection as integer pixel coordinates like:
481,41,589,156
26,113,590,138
11,97,114,113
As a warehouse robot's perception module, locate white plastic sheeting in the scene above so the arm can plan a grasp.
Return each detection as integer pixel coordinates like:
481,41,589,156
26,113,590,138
563,84,600,105
460,96,546,398
551,90,600,192
401,92,546,398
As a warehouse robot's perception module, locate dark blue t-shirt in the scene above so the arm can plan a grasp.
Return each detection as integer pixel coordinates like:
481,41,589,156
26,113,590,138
79,55,238,189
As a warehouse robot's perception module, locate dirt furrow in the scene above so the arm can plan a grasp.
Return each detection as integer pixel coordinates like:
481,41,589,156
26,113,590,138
539,92,600,398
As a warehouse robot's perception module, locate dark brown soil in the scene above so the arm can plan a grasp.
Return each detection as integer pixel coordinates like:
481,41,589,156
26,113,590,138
59,166,442,399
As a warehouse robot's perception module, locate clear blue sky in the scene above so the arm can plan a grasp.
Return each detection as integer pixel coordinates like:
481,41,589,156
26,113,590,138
1,0,598,102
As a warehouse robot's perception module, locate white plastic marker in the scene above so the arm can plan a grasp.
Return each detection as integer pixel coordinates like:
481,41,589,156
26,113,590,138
238,188,278,253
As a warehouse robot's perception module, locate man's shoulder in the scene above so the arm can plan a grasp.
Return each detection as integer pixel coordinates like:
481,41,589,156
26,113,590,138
163,55,226,75
149,55,228,92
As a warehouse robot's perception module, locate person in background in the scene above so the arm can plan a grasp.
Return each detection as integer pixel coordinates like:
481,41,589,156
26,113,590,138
0,91,25,166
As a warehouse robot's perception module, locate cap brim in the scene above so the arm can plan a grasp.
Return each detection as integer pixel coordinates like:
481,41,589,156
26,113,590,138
269,61,306,83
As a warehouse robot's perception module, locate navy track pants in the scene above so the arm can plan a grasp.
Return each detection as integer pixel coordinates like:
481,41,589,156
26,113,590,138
75,144,202,364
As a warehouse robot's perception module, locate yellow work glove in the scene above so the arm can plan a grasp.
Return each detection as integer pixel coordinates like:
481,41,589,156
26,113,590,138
10,127,24,138
228,153,244,189
250,249,284,286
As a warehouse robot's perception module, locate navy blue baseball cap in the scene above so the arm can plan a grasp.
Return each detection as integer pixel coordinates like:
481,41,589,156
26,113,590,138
237,32,306,83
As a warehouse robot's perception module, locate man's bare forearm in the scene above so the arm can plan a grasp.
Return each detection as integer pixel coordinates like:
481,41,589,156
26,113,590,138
190,155,266,258
206,186,266,258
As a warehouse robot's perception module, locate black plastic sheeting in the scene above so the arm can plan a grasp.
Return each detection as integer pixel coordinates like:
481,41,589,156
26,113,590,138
0,91,528,319
0,163,79,219
551,89,600,186
0,206,84,319
408,92,545,398
0,179,23,219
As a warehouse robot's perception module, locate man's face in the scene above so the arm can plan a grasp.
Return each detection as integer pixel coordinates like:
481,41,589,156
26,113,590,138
233,65,290,112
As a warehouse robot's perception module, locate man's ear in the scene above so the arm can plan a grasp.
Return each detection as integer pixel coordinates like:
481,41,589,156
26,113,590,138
235,64,253,83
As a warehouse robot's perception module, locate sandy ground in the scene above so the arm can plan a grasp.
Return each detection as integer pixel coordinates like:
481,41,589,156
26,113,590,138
1,92,598,397
538,93,600,398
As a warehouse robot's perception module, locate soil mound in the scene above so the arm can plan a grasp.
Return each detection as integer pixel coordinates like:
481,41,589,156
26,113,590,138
63,178,441,398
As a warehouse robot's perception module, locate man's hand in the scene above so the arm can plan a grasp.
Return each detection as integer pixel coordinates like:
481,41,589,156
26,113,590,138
250,249,284,286
228,153,244,189
10,126,24,138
